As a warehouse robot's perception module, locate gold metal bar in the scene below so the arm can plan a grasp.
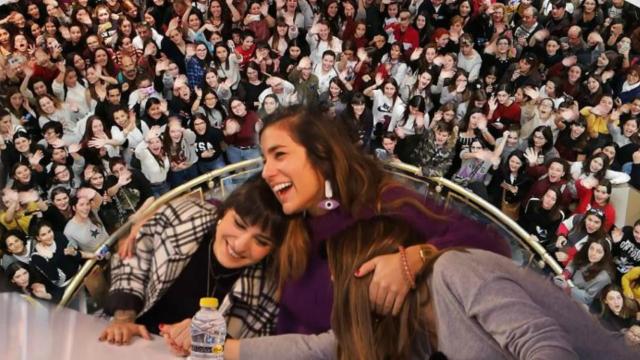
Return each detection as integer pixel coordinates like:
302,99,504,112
58,159,264,307
60,158,567,307
383,162,566,276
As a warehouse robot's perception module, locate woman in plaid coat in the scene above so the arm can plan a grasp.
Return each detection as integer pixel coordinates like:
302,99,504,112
99,176,287,348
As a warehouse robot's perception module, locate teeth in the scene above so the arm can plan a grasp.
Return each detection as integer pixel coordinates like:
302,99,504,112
272,182,292,192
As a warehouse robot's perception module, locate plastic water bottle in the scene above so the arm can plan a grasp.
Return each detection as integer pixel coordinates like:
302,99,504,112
190,297,226,359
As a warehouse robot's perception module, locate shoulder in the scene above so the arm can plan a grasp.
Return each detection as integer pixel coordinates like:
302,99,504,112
149,197,217,228
430,248,515,289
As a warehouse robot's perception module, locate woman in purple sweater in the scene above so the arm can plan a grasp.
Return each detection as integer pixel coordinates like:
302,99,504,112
253,105,511,336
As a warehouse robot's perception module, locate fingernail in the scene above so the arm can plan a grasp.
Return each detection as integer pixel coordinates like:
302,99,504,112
354,269,360,276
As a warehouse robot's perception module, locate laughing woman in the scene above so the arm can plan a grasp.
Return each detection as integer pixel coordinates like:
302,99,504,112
231,105,511,346
99,176,287,347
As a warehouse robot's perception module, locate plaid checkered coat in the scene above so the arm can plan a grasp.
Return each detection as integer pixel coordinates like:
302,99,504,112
108,196,279,338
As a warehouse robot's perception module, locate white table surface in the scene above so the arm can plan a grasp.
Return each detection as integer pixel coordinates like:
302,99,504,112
0,292,177,360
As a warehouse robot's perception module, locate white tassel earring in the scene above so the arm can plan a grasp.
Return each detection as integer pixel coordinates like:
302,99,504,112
317,180,340,211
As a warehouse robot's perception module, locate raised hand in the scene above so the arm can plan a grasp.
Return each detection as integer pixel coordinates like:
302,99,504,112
356,48,368,62
375,72,384,86
410,47,423,61
68,143,81,153
29,150,44,167
524,147,538,166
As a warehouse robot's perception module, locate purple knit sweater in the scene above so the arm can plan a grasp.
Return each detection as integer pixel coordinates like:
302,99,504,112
275,185,511,335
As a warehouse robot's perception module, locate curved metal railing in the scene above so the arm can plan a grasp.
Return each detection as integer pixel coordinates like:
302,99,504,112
59,158,566,307
383,161,565,275
58,158,264,307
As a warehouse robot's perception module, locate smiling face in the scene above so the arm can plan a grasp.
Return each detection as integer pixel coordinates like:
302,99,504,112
261,125,325,216
508,155,523,173
73,196,92,219
589,157,604,173
36,225,55,246
593,184,610,204
53,165,71,182
568,66,581,82
623,119,638,137
113,110,129,128
193,117,207,135
532,131,547,149
38,97,56,115
322,53,335,71
213,209,274,268
383,82,397,98
13,164,31,184
53,192,70,211
148,136,163,154
168,122,183,143
230,100,247,117
547,162,565,182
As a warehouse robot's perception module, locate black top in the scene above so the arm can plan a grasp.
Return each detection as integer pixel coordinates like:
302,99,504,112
194,129,225,162
41,207,73,233
237,80,269,111
599,309,639,333
104,169,155,212
30,232,82,285
518,198,564,248
612,226,640,277
135,231,241,334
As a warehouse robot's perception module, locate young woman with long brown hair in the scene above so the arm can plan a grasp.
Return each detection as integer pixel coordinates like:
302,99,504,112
227,216,639,359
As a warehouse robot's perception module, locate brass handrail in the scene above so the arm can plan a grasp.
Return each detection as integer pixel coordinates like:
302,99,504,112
59,158,566,307
58,158,264,307
383,161,565,275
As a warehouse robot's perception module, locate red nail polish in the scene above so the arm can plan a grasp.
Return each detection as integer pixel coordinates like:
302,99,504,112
354,269,360,276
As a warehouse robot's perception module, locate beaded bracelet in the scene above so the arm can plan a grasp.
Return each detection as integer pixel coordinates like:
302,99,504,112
398,246,416,289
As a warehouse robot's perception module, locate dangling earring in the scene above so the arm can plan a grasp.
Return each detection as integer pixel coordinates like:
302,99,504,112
317,180,340,211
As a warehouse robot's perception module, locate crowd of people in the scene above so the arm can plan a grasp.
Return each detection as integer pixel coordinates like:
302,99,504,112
0,0,639,357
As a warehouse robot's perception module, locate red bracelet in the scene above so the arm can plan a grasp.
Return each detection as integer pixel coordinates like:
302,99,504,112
398,246,416,289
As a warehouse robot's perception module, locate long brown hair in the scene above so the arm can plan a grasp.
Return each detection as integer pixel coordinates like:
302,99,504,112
260,106,445,288
326,216,451,360
572,237,615,282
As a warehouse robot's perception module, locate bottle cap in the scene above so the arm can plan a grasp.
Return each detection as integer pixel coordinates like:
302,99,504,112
200,297,218,309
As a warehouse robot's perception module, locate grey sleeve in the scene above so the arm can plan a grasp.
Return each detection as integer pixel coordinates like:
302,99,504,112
239,331,337,360
432,251,579,360
570,271,611,305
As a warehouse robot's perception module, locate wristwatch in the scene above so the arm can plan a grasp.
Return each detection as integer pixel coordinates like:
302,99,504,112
419,245,436,264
